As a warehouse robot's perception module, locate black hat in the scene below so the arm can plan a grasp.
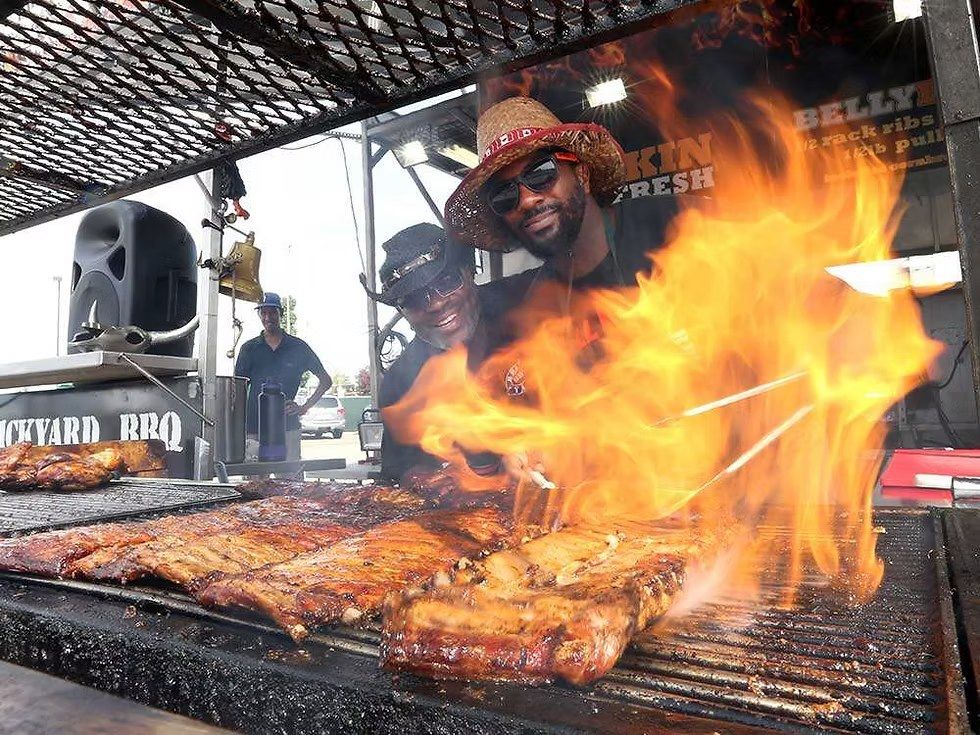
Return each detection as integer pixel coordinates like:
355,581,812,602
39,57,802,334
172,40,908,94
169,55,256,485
361,223,472,306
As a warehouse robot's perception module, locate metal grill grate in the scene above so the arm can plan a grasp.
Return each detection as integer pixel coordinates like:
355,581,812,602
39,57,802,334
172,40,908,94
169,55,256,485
0,0,693,235
0,508,964,733
0,478,239,534
592,511,960,734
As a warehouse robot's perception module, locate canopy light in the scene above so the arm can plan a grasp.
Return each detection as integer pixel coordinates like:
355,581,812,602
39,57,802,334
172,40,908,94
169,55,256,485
438,144,479,168
394,140,428,168
586,78,627,108
826,251,961,297
892,0,922,21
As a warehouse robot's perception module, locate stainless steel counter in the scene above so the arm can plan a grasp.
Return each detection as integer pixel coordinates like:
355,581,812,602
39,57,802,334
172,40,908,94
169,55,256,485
0,352,198,390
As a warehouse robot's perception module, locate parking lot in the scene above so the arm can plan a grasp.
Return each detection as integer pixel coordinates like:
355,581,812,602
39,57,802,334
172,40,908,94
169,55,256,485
301,432,367,465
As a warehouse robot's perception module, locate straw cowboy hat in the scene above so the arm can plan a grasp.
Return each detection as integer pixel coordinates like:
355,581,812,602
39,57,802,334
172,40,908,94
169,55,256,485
445,96,627,251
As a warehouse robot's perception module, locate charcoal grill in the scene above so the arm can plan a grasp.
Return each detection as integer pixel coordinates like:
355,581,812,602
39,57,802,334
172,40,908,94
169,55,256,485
0,506,973,735
0,478,240,535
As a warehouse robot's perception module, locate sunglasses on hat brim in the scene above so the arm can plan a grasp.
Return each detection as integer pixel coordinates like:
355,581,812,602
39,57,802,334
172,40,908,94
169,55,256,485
484,151,579,216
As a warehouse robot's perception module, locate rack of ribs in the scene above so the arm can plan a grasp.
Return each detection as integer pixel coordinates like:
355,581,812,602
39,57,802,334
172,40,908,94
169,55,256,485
0,442,127,492
0,488,431,587
236,476,512,511
0,522,156,576
381,518,729,686
197,507,515,640
0,443,37,490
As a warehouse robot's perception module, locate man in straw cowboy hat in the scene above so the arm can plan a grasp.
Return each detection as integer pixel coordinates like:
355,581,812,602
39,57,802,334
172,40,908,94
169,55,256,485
445,95,676,291
444,96,676,485
363,223,531,485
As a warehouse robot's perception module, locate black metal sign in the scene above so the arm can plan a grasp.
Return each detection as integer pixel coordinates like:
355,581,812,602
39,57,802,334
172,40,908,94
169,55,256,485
0,377,205,478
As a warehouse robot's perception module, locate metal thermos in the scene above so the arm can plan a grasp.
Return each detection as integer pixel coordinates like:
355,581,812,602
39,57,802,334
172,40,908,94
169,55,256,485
258,380,286,462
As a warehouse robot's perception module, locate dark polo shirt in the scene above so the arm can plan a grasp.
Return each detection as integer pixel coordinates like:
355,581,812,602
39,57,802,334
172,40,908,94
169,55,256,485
234,332,327,433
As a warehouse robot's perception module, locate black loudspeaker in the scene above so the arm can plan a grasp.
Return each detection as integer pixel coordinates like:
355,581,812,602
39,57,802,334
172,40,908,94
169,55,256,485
68,201,198,357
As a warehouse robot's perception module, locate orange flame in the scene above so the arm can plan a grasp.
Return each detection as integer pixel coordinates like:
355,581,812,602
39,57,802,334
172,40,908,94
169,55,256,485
387,89,941,607
692,0,816,57
587,42,627,69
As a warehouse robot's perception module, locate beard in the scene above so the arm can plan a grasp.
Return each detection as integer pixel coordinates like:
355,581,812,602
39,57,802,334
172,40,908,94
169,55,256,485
518,182,587,260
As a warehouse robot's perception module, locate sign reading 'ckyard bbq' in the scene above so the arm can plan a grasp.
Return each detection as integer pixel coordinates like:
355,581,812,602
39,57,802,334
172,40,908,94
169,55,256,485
0,377,203,477
0,412,183,452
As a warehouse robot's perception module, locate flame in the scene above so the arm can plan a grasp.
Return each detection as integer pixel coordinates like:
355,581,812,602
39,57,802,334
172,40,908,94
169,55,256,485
483,69,536,108
692,0,816,57
587,42,627,69
386,88,941,607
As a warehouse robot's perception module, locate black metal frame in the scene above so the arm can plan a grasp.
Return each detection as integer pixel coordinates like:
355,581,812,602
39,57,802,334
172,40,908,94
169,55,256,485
0,508,969,734
923,1,980,420
0,0,698,237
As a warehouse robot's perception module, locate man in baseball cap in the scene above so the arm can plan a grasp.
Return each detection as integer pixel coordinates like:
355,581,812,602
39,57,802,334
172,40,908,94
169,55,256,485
364,223,530,485
445,95,675,290
235,291,332,464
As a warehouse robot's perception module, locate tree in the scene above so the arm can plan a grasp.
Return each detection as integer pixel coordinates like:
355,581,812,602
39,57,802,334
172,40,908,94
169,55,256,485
281,295,298,336
280,295,309,389
356,367,370,395
330,372,352,395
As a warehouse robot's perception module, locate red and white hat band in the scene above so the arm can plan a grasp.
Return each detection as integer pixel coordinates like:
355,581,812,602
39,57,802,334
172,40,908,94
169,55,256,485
482,126,545,160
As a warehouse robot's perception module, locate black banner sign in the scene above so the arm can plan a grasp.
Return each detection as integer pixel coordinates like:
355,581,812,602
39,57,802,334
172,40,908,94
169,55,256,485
0,377,206,478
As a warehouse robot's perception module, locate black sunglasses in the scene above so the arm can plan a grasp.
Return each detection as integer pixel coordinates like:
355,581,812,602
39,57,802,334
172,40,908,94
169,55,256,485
396,267,465,311
485,153,574,216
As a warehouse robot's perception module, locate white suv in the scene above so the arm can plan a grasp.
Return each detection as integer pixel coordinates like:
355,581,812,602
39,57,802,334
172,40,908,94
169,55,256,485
300,396,346,439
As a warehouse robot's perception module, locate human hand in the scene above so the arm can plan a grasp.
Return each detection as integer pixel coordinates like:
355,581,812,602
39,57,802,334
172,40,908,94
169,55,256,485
285,401,305,416
502,451,554,489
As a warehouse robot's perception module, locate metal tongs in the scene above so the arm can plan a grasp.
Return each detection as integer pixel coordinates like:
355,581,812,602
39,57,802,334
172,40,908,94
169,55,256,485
529,369,810,491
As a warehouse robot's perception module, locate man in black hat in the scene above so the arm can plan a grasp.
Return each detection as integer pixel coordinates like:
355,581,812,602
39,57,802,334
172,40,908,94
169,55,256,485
235,292,332,463
367,223,529,485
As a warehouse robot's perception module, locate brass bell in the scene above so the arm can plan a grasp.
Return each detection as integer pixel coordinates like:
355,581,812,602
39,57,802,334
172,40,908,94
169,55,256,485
218,232,264,303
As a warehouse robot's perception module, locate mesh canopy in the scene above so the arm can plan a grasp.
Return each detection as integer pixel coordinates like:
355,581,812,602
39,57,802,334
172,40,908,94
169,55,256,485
0,0,692,235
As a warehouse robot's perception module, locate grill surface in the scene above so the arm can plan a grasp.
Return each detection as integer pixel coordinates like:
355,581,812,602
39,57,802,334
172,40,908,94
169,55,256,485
600,511,960,734
0,479,240,535
0,508,968,734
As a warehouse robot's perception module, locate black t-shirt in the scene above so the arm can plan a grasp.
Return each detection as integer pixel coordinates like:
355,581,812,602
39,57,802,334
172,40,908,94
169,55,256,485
502,195,678,373
378,274,533,484
234,332,327,432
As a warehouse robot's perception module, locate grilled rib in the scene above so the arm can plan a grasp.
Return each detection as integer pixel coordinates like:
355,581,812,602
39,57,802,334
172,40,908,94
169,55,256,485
237,477,512,512
0,444,127,492
197,507,514,640
33,449,122,491
23,441,165,474
381,519,728,686
0,488,442,590
0,442,35,490
0,524,154,576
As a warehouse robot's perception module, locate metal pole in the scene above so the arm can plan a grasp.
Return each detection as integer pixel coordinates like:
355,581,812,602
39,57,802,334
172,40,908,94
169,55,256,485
195,169,223,479
489,252,504,281
923,1,980,423
405,166,445,226
52,276,61,356
286,244,293,334
362,120,382,407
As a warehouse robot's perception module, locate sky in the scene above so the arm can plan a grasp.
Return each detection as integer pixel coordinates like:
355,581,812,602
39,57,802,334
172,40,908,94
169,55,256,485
0,101,465,382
